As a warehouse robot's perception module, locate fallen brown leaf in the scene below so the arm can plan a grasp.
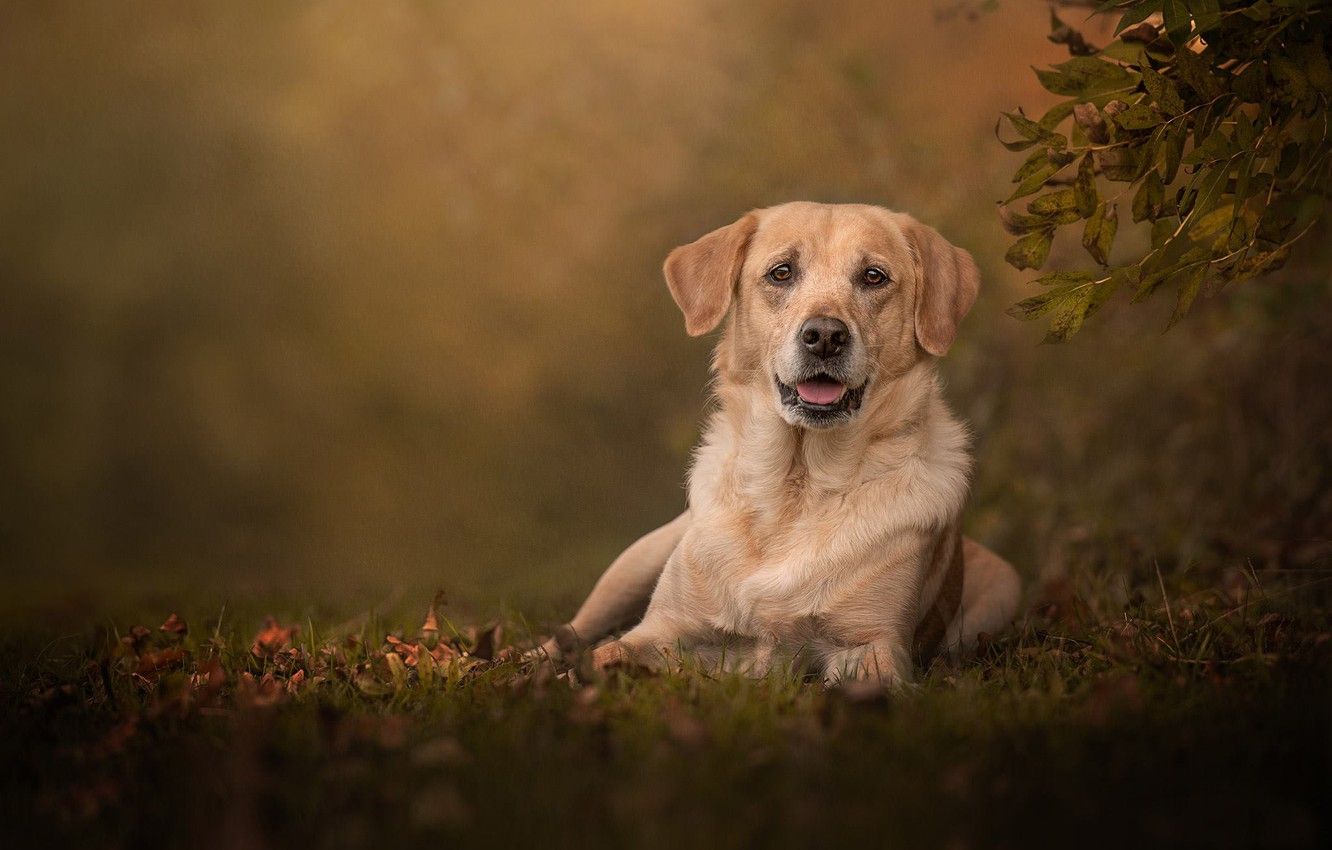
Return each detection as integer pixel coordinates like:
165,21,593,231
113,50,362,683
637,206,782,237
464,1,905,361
135,646,185,677
237,671,287,708
159,613,188,635
120,625,151,655
250,616,299,658
469,623,502,661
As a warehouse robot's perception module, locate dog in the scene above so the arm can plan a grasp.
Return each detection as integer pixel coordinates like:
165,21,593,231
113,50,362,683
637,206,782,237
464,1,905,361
540,202,1020,687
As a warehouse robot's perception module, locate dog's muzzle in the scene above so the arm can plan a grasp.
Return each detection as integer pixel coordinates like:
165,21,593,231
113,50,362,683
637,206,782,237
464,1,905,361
776,373,867,426
776,315,867,426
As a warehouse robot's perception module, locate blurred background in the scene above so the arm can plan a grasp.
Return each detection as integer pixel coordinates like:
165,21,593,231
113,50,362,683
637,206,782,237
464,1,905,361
3,0,1329,622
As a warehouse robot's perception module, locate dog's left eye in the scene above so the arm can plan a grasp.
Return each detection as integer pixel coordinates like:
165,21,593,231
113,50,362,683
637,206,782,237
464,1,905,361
862,267,889,286
767,263,793,283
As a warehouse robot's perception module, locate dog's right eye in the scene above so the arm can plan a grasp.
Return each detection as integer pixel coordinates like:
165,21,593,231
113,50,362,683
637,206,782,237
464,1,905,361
767,263,793,283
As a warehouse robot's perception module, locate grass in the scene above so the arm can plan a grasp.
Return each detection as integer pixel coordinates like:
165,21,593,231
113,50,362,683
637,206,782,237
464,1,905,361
4,566,1328,849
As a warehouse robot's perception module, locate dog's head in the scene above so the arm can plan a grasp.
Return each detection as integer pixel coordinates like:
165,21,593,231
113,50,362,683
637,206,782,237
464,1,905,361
663,202,979,429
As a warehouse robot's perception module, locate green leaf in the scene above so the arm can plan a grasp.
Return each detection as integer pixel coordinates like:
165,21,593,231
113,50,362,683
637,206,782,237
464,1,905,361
1098,147,1140,182
1007,291,1061,321
1005,229,1054,270
1276,141,1302,180
1298,39,1332,95
1039,99,1079,130
1190,203,1238,246
1113,103,1164,130
1008,282,1101,343
1032,271,1097,287
1074,154,1099,217
1182,130,1237,166
1184,163,1230,222
1173,47,1224,99
1141,66,1186,115
1167,263,1206,329
1109,264,1142,294
1234,151,1260,204
1029,188,1079,216
1151,217,1176,250
1136,246,1209,302
1162,0,1192,46
1233,62,1267,103
416,646,438,688
1100,39,1150,65
1271,54,1311,103
1012,148,1051,183
1234,111,1257,148
1035,57,1138,98
1162,123,1186,183
1007,159,1061,203
385,651,409,692
1234,246,1291,282
1241,1,1273,22
1115,0,1165,36
1187,0,1221,32
1044,285,1098,343
1003,110,1060,144
996,128,1038,152
1133,170,1166,222
1082,202,1119,265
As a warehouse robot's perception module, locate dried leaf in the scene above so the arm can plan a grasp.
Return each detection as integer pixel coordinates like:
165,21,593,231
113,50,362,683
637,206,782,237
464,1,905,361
1072,103,1109,144
121,625,152,655
250,617,300,658
470,623,503,661
159,613,188,636
135,647,185,677
238,671,285,708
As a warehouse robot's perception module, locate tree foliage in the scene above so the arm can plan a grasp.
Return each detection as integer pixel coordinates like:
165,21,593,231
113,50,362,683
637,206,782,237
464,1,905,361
999,0,1332,341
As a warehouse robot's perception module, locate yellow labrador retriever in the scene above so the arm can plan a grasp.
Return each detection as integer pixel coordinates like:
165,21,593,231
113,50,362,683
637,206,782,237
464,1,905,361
542,202,1019,687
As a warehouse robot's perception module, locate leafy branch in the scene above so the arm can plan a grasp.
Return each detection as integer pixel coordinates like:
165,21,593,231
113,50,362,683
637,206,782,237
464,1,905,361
998,0,1332,341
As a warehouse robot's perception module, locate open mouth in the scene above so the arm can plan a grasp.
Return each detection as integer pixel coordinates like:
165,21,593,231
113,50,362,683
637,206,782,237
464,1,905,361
775,373,866,423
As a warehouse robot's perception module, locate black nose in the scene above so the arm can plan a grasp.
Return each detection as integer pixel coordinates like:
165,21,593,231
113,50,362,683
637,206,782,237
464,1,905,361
799,316,850,359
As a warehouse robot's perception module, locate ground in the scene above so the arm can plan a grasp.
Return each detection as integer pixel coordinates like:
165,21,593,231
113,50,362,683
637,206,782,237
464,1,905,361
4,567,1327,850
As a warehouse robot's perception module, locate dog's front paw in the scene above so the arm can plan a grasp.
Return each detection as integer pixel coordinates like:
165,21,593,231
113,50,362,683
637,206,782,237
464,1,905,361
590,640,628,671
523,624,582,664
822,643,913,692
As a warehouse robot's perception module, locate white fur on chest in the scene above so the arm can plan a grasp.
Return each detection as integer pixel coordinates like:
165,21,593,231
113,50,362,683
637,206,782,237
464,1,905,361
680,376,972,638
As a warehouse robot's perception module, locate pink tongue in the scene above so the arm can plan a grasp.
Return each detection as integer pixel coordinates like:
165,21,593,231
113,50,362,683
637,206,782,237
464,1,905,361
796,380,845,405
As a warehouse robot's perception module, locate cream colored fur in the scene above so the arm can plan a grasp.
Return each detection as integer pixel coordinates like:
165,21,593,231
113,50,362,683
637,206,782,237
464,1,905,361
541,202,1020,687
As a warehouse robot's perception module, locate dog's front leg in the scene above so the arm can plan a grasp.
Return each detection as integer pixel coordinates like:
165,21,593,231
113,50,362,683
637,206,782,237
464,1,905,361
589,611,706,673
537,511,690,660
821,638,914,690
821,581,918,690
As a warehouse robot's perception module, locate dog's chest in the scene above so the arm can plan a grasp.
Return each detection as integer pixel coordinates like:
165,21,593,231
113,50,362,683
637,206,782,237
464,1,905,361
690,500,847,637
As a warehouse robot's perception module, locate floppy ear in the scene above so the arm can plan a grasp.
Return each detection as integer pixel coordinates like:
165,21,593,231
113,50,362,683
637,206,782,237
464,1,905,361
662,212,758,337
899,216,981,357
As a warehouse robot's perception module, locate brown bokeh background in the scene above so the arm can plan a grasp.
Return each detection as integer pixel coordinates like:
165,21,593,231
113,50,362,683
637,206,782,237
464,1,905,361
4,1,1328,619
